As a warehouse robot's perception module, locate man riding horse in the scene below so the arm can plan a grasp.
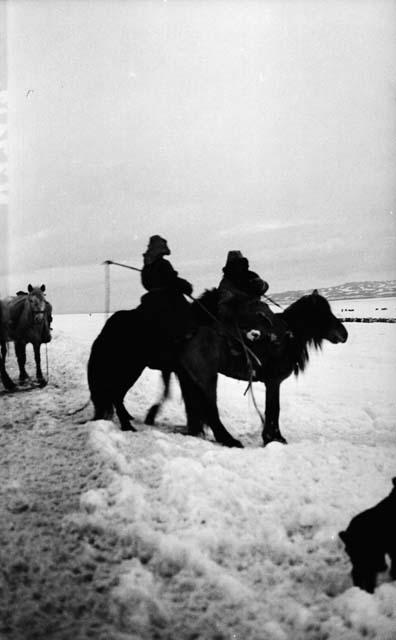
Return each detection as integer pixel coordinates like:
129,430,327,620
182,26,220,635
139,235,194,361
217,250,275,341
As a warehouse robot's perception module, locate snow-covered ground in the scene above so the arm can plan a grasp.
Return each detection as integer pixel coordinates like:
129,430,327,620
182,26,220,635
1,306,396,640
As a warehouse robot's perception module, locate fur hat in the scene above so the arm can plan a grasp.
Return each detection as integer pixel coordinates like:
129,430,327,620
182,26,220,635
224,250,249,267
143,235,170,264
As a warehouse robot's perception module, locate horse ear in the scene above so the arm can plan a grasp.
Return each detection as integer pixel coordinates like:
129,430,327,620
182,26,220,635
41,284,46,292
312,289,319,296
28,284,33,292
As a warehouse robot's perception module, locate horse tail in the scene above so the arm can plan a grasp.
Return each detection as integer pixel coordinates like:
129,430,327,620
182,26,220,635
87,336,114,420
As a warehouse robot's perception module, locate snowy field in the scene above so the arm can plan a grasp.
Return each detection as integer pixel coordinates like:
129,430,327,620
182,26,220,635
2,304,396,640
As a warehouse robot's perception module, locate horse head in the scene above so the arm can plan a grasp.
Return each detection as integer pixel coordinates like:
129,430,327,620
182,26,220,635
27,284,48,325
285,290,348,346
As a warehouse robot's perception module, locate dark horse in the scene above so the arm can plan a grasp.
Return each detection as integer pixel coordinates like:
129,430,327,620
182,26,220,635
0,284,53,388
148,288,348,445
88,289,347,446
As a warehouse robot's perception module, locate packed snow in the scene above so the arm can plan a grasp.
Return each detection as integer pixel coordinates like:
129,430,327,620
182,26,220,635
1,303,396,640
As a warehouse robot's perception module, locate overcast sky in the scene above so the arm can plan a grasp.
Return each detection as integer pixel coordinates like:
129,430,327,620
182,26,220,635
1,0,396,313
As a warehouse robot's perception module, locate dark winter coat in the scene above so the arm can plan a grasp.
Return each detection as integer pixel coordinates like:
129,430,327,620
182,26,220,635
217,260,269,323
140,257,194,345
141,257,193,296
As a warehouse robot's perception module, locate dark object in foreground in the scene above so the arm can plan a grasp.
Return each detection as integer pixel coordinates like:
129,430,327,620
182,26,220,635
88,288,347,447
339,478,396,593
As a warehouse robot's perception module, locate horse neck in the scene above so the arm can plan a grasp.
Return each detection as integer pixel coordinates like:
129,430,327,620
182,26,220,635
280,304,317,374
18,295,45,331
281,301,316,343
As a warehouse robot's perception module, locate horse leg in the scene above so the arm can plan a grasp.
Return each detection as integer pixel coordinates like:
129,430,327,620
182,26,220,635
0,342,16,390
92,397,114,421
175,371,204,436
262,380,287,446
177,366,243,448
15,341,29,384
33,342,46,387
114,366,145,431
115,396,137,432
1,339,6,362
145,369,172,426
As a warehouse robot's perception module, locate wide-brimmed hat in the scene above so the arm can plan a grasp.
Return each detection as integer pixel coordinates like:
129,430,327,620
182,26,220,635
143,235,170,264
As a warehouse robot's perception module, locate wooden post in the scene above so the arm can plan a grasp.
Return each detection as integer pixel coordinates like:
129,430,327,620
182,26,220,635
102,259,141,322
104,260,110,320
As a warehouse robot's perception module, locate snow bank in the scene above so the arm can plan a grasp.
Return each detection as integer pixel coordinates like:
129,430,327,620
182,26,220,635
4,312,394,639
76,326,396,640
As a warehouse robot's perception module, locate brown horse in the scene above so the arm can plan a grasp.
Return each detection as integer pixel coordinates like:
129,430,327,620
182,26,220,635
88,289,347,447
0,284,53,388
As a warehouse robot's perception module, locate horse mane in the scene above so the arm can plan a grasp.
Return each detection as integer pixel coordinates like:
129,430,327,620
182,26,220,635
192,288,220,324
282,293,326,375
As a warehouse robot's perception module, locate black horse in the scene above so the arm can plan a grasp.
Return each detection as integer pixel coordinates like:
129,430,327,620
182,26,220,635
88,289,347,446
147,288,348,445
88,303,243,447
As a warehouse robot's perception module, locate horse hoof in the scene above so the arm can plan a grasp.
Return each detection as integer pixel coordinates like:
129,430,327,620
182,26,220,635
223,437,243,448
263,436,288,447
233,439,244,448
187,424,205,437
120,424,137,432
38,379,47,388
4,380,17,391
145,405,159,425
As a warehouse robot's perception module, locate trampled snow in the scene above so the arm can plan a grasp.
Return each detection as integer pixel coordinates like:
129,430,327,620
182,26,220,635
2,306,396,639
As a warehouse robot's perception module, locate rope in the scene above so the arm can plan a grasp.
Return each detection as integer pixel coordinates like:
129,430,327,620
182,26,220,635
187,293,265,425
45,343,49,383
235,326,265,427
263,293,284,310
103,259,142,272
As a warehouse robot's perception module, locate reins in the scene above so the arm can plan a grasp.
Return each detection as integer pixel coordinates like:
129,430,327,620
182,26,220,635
263,293,284,310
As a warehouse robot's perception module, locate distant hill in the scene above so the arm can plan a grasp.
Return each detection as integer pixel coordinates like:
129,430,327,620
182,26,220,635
270,280,396,306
